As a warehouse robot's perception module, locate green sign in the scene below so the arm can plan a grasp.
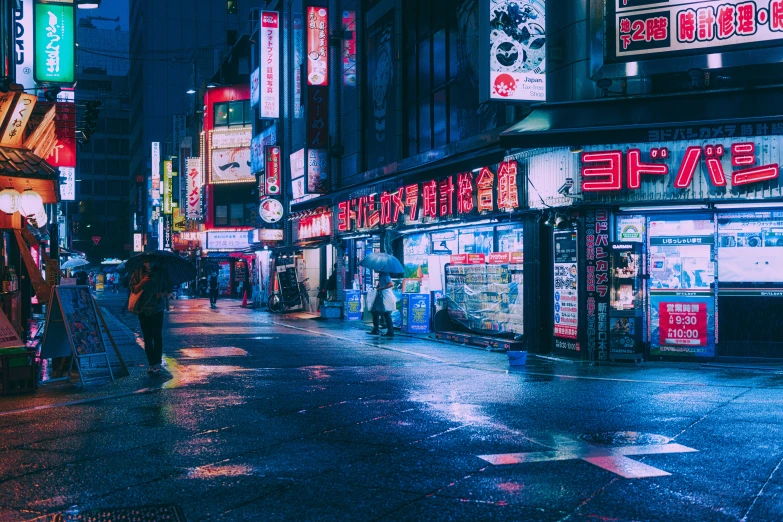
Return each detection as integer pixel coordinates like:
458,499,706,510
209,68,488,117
34,3,75,84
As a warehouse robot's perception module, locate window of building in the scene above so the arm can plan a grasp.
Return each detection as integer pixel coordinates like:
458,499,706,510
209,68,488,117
227,30,238,46
94,180,105,195
108,181,123,196
227,0,237,14
215,205,228,226
106,139,118,155
214,103,229,127
215,100,251,128
79,180,92,195
230,203,244,225
80,159,92,174
93,139,105,153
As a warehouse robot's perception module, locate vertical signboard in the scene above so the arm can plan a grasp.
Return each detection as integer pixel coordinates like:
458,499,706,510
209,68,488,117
47,98,76,167
34,2,75,84
59,167,75,201
585,210,611,361
307,149,328,194
133,233,143,252
553,229,579,355
265,146,281,195
151,142,161,206
250,68,260,108
342,11,357,86
365,11,395,168
163,160,173,214
306,7,328,86
260,11,280,118
294,14,304,119
162,214,173,250
185,157,203,220
481,0,546,102
0,94,36,147
13,0,35,91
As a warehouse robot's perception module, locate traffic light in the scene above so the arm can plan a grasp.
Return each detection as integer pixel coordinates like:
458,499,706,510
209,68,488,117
82,100,101,142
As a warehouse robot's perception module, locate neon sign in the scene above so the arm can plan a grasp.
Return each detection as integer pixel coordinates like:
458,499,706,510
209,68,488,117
581,142,780,192
336,161,521,232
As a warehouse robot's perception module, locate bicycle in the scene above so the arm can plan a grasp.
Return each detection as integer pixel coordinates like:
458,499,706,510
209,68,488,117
268,278,312,313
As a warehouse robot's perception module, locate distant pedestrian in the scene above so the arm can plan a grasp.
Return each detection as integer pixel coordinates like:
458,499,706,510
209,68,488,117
129,254,173,373
208,270,219,309
367,270,394,339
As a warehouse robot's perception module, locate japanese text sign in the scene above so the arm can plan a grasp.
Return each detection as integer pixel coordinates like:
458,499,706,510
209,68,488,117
185,157,203,220
659,301,708,347
47,100,76,167
34,3,75,84
265,146,281,195
250,67,260,108
306,7,328,85
260,11,280,118
0,93,36,147
585,210,611,361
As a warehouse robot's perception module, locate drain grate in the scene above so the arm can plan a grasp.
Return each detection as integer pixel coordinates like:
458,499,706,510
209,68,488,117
62,505,186,522
578,431,671,446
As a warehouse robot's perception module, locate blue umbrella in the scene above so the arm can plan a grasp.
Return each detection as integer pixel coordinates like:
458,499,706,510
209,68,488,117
359,253,404,274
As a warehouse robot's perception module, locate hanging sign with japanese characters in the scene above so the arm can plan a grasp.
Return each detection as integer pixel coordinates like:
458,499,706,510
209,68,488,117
0,94,36,148
250,68,260,108
608,0,783,62
335,161,522,232
306,7,328,85
47,99,76,167
260,11,280,118
185,157,203,219
34,2,75,84
579,136,783,202
585,210,611,361
14,0,35,91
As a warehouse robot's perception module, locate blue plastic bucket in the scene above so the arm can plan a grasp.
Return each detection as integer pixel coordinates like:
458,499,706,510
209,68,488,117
507,351,528,366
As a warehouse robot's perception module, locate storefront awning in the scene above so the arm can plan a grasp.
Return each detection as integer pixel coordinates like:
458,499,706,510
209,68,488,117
501,87,783,149
0,147,59,203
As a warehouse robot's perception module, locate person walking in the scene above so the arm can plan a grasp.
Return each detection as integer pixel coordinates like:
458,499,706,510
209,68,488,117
129,254,173,373
208,270,219,309
367,270,394,339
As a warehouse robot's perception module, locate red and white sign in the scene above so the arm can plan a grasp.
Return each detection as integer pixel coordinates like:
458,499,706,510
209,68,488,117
265,146,281,195
581,140,780,192
342,11,356,86
468,253,486,264
260,11,280,118
510,252,524,264
47,100,76,167
450,254,468,265
297,212,332,241
659,301,708,346
488,252,510,264
447,253,486,265
306,7,328,86
186,157,203,219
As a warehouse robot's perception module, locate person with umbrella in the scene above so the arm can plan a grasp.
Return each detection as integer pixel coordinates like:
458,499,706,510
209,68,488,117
360,253,403,339
129,253,174,373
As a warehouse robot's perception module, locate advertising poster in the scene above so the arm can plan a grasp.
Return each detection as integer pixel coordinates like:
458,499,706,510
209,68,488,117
306,7,328,85
306,148,328,194
59,167,75,201
345,290,362,321
459,227,495,256
211,148,252,183
290,148,306,200
553,230,579,345
260,11,280,118
364,10,395,168
486,0,546,101
34,2,75,84
650,293,715,357
403,234,431,279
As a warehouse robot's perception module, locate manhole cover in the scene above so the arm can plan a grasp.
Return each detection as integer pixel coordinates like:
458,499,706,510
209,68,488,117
62,505,186,522
578,431,671,446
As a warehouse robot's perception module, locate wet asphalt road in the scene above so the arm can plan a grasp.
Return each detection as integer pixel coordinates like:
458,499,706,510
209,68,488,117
1,297,783,521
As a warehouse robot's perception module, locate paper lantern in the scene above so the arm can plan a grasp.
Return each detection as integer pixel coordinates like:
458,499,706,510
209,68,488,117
30,210,47,228
0,189,20,214
18,190,43,217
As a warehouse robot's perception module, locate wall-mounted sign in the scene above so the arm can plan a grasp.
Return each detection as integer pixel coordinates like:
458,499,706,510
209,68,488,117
211,147,252,183
151,141,161,206
297,212,332,240
205,230,251,251
585,209,610,362
13,0,35,90
0,93,36,147
265,145,281,195
250,67,260,108
342,11,357,86
162,214,173,250
335,161,522,232
250,125,277,174
553,229,579,354
211,128,252,149
260,11,280,118
59,166,75,201
185,157,203,219
253,228,284,242
307,148,328,194
580,138,781,195
46,100,76,167
133,233,143,252
34,2,75,84
482,0,546,102
163,160,173,214
608,0,783,63
259,197,283,224
291,148,306,200
306,7,328,85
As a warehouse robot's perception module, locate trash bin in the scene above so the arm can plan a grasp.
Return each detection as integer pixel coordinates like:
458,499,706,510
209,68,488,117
507,351,528,366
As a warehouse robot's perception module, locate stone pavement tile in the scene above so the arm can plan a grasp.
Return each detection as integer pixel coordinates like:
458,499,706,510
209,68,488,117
413,424,549,457
379,496,568,522
743,480,783,521
0,449,81,481
217,480,420,522
315,447,487,494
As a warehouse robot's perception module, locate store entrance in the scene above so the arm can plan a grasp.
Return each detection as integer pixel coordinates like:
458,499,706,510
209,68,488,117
648,216,716,359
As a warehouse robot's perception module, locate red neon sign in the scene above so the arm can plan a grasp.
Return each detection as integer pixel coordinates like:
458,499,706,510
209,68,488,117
476,167,494,212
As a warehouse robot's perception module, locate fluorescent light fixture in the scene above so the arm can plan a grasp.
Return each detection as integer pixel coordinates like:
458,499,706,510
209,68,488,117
397,218,498,235
619,204,709,212
77,2,101,9
186,88,196,94
707,54,722,69
625,62,639,77
714,201,783,210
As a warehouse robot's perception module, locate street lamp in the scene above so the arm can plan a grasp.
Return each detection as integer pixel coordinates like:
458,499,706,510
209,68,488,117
186,88,196,94
76,0,101,8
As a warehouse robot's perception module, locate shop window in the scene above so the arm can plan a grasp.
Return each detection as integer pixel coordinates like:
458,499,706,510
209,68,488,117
215,205,228,226
214,103,229,127
227,0,237,14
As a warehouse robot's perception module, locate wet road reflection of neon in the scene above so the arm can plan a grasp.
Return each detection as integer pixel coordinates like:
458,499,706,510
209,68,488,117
179,347,248,358
162,357,250,389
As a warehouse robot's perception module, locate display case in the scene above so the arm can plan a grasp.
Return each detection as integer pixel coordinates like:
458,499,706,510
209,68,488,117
609,243,645,361
444,259,523,336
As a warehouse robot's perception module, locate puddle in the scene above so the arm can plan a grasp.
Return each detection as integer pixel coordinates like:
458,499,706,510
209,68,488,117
179,347,248,358
187,464,258,479
578,431,671,446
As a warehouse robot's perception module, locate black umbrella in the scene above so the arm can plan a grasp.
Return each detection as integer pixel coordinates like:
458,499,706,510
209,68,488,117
125,250,197,286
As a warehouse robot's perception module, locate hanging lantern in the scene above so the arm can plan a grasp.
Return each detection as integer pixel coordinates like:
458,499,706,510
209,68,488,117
0,188,20,214
30,210,47,228
18,189,43,217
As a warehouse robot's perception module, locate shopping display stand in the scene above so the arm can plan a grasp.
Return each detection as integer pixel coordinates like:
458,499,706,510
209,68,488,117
40,286,116,385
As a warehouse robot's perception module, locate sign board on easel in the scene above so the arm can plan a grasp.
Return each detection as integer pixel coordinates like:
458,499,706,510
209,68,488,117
0,308,23,349
40,286,114,385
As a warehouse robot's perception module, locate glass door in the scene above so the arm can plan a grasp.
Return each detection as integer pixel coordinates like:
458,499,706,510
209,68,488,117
648,216,716,358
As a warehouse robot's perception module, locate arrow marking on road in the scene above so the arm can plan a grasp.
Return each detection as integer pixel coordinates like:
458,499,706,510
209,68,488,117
478,440,698,479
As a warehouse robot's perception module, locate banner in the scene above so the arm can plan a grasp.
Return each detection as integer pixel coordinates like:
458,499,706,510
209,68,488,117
185,157,202,219
151,142,161,206
260,11,280,117
162,214,173,250
265,146,281,195
553,229,579,351
585,210,611,361
306,7,328,85
34,2,75,84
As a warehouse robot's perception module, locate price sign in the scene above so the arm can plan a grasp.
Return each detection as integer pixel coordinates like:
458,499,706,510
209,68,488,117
659,301,707,347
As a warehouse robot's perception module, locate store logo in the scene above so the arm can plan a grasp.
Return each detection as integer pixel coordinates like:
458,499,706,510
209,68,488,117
620,225,641,240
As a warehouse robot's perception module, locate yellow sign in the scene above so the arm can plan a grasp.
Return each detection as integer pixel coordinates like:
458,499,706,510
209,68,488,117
163,160,172,214
173,207,186,232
